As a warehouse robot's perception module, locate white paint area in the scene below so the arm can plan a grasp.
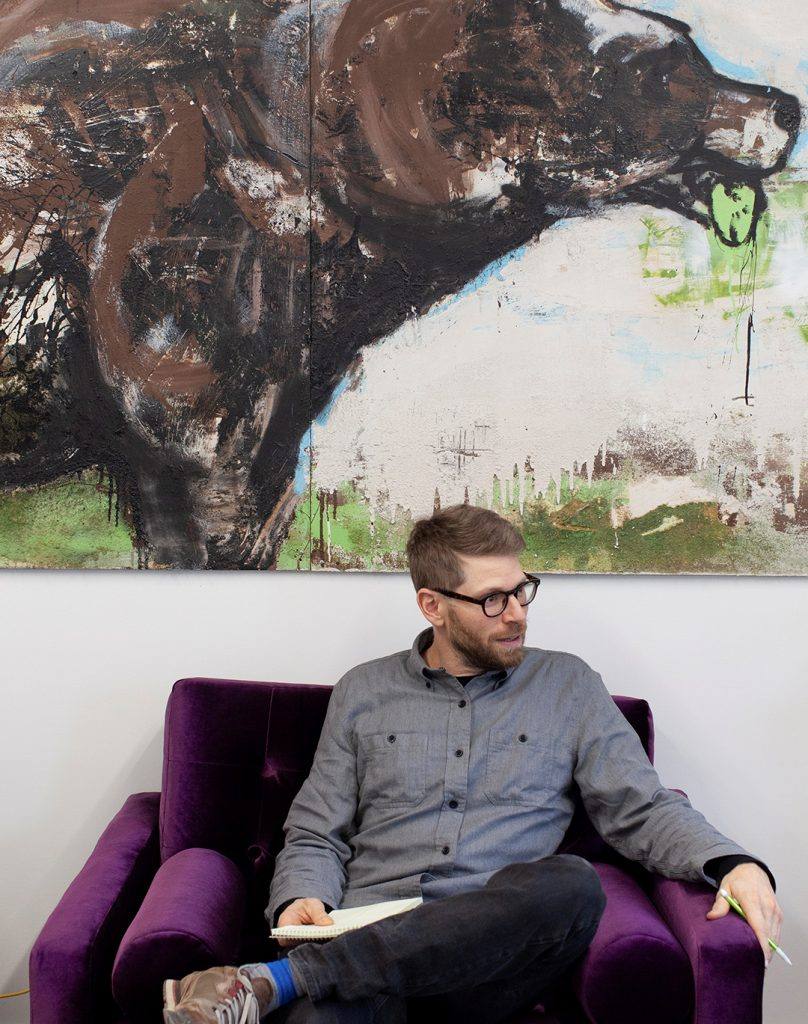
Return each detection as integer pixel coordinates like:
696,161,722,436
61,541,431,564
310,199,808,530
625,475,721,520
0,277,63,360
88,199,120,274
458,157,519,202
222,158,310,234
142,314,181,355
559,0,678,54
0,126,34,188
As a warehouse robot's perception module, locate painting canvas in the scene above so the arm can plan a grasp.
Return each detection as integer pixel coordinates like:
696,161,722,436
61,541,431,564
0,0,805,572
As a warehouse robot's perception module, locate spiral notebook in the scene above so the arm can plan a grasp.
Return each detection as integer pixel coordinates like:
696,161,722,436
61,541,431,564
270,896,423,940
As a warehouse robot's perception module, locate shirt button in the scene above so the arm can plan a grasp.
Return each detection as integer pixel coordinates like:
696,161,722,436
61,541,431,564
441,846,450,855
448,799,458,809
425,681,432,689
388,734,396,743
455,748,463,757
458,700,466,708
518,734,527,742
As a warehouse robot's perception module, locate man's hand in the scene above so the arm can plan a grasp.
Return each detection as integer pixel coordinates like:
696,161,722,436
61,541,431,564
275,898,334,948
706,863,783,966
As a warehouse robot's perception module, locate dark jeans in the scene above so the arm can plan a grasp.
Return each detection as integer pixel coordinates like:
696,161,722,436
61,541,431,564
273,854,606,1024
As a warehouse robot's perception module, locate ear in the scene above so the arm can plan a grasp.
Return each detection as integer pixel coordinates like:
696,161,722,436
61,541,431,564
317,0,513,208
416,588,447,627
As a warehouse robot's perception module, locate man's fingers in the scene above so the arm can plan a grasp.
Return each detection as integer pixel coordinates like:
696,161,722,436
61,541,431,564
705,868,784,969
741,903,774,964
301,899,333,925
706,893,729,918
705,889,781,965
275,898,334,943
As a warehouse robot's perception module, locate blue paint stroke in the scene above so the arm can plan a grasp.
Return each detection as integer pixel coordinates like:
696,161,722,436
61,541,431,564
644,1,779,85
505,301,567,322
642,0,679,13
615,325,707,383
791,131,808,166
293,374,354,493
690,40,760,84
429,244,530,316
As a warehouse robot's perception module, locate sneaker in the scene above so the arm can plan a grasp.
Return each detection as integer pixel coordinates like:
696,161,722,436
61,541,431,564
163,965,265,1024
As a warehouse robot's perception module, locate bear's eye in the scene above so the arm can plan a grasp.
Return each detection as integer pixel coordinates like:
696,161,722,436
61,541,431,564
638,59,674,99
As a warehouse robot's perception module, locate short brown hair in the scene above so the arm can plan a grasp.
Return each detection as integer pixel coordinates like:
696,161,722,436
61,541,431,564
405,504,525,592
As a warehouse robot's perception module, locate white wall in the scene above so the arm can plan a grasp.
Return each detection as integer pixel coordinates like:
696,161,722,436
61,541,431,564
1,570,806,1023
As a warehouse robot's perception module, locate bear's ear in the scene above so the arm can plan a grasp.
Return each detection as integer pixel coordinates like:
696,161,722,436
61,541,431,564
316,0,544,210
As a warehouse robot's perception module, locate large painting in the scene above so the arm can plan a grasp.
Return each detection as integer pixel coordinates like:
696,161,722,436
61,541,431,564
0,0,804,572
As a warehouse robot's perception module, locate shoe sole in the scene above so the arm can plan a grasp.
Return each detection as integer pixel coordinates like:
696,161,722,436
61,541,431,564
163,978,188,1021
163,978,180,1009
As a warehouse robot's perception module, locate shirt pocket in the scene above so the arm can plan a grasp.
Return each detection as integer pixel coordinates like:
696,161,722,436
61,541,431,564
357,731,429,807
483,726,564,807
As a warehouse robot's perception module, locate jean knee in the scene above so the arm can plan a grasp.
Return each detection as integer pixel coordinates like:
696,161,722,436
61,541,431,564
552,855,607,923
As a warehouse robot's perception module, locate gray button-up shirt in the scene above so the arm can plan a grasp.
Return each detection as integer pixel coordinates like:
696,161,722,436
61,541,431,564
266,626,760,926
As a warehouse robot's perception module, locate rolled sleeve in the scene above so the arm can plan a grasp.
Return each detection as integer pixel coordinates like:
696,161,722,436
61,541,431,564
573,666,759,884
266,673,358,927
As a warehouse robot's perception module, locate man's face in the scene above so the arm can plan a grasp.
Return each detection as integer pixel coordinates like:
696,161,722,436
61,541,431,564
442,554,530,672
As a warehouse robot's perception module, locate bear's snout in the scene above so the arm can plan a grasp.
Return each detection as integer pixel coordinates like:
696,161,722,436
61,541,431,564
702,83,800,175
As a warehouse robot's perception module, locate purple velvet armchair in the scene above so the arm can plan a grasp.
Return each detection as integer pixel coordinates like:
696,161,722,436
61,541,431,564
30,677,765,1024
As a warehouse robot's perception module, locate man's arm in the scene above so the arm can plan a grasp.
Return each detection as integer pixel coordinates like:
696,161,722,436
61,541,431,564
572,663,769,884
265,672,358,928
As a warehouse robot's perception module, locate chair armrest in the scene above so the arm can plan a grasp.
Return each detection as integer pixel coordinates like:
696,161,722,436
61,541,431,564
29,791,161,1024
568,861,693,1024
646,874,765,1024
111,847,246,1020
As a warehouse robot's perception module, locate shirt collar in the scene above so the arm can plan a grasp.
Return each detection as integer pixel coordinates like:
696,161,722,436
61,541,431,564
406,626,514,689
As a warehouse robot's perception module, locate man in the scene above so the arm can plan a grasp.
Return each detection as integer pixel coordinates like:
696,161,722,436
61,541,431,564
164,505,783,1024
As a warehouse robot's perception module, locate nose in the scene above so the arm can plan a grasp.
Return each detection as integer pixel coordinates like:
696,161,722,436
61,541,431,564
502,594,527,623
773,91,801,140
703,83,799,172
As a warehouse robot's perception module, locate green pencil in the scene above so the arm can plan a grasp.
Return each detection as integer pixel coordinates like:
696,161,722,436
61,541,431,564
718,888,793,966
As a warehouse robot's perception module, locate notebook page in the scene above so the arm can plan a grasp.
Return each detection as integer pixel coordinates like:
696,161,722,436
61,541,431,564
270,897,423,938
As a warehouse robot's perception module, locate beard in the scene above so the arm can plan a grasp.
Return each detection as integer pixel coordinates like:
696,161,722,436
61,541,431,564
445,605,526,673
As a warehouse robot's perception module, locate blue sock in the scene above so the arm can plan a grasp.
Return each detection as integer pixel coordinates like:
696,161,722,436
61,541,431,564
241,958,303,1014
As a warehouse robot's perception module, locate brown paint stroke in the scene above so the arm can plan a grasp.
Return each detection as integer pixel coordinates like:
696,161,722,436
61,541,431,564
0,1,172,50
88,82,215,402
316,0,472,207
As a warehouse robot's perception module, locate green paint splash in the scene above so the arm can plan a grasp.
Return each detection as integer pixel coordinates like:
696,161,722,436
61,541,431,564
710,183,757,247
0,473,136,568
280,457,808,575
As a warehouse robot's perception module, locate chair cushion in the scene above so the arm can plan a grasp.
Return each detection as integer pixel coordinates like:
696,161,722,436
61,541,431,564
111,848,246,1020
570,863,693,1024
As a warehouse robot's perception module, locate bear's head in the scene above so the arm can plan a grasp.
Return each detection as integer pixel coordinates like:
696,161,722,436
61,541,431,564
316,0,800,244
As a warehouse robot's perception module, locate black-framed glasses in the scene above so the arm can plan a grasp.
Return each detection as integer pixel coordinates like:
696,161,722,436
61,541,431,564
432,574,541,618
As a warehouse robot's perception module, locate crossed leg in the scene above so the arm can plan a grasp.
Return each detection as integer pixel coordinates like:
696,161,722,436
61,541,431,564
273,854,606,1023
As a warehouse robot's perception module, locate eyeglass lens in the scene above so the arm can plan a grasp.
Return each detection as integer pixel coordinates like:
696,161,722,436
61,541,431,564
483,579,538,617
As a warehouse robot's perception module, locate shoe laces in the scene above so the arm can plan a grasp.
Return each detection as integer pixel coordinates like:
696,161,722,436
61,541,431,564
214,971,260,1024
